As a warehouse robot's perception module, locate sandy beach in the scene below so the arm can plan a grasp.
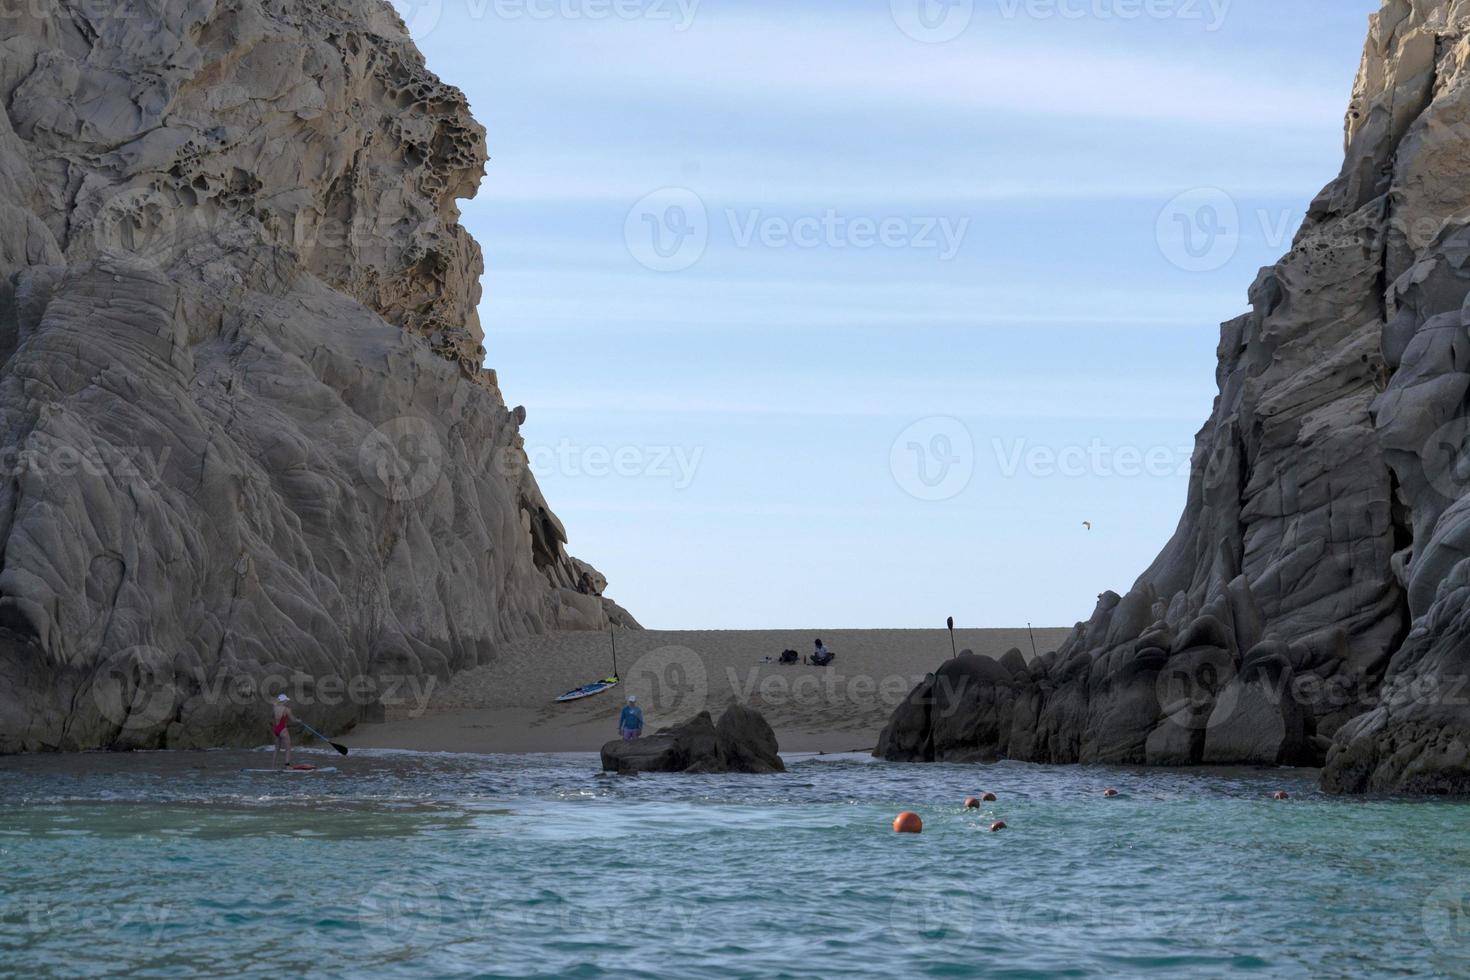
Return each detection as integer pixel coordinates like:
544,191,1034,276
341,627,1074,754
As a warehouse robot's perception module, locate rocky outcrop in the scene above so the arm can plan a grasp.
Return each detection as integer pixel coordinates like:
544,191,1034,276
601,705,785,774
880,0,1470,793
0,0,636,752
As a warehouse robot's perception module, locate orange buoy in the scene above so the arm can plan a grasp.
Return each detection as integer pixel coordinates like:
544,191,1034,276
1103,788,1119,798
1274,791,1289,801
893,811,923,834
963,797,981,809
990,820,1007,832
982,791,997,802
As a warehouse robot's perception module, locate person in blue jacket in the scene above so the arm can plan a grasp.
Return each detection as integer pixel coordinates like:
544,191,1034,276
619,696,644,740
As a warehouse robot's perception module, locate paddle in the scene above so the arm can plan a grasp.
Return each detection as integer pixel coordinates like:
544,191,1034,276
298,719,349,756
946,616,957,660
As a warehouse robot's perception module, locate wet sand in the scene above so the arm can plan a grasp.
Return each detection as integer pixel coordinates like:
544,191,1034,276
341,627,1074,754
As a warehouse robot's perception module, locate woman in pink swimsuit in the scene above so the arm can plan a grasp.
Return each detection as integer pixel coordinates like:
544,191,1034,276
271,694,294,769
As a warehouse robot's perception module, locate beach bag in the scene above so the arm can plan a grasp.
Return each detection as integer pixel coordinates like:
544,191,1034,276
779,649,799,665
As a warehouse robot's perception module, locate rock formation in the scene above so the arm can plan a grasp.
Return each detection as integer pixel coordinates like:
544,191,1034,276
0,0,636,752
879,0,1470,794
601,705,785,774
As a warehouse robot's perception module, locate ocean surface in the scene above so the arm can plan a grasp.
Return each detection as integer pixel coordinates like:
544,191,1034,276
2,750,1468,978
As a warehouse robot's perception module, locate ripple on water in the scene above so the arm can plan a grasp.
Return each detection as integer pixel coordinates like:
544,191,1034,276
2,750,1469,978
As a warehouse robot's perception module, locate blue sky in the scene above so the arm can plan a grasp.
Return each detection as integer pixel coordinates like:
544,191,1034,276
391,0,1382,629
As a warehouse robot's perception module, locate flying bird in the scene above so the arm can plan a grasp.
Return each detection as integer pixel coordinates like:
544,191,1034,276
1083,521,1093,530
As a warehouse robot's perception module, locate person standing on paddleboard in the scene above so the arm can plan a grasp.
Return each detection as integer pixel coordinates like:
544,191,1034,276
272,694,294,768
619,696,643,741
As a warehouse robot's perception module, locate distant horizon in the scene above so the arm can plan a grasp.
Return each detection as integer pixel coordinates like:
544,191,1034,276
395,0,1381,629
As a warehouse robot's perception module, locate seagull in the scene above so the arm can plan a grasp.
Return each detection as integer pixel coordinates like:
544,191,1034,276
1083,521,1093,530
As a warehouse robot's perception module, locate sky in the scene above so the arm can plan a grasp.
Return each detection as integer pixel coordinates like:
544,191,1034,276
389,0,1383,629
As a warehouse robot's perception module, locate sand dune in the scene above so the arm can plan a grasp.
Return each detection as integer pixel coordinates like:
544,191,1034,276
342,627,1074,754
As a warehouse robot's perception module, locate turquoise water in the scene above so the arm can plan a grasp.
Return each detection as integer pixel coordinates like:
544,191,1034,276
3,751,1469,978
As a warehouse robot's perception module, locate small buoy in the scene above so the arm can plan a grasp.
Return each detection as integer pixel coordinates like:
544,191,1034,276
982,791,997,802
1274,791,1289,801
894,811,923,834
963,797,981,809
1103,788,1119,798
990,820,1007,832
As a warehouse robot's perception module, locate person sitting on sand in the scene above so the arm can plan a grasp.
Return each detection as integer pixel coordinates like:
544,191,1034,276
809,639,834,666
271,694,294,768
619,696,644,740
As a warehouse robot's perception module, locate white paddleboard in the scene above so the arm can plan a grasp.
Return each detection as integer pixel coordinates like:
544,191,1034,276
240,767,338,774
555,677,620,702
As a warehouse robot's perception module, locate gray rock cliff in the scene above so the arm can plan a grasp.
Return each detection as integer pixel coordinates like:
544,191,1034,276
879,0,1470,794
0,0,636,751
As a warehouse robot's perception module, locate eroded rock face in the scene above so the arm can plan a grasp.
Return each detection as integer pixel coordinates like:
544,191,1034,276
0,0,636,751
600,706,786,774
880,0,1470,793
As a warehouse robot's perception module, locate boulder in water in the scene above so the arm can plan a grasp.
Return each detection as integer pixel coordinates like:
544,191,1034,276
600,705,785,774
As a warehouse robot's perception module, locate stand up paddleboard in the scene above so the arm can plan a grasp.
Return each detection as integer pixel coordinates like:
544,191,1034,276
553,629,623,703
240,765,338,774
554,677,620,703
